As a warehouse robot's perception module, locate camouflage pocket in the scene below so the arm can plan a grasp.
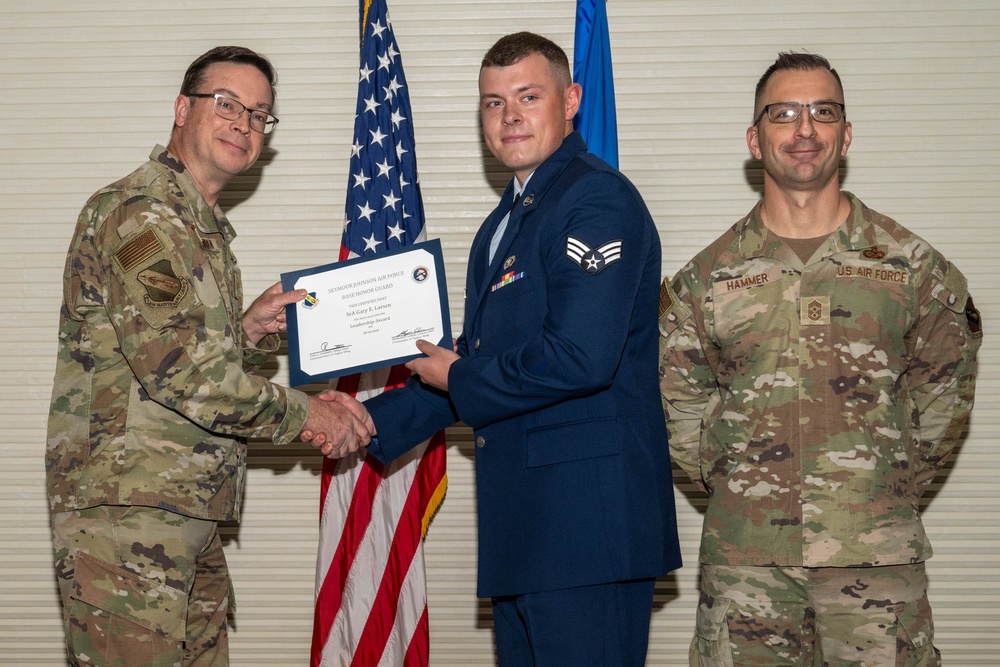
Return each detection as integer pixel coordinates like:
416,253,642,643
691,596,735,667
71,551,188,641
893,597,941,667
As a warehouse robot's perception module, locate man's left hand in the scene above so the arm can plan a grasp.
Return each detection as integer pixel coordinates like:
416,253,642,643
405,339,459,391
243,281,305,345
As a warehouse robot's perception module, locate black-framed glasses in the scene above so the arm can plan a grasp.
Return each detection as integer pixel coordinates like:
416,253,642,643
187,93,279,134
753,101,845,126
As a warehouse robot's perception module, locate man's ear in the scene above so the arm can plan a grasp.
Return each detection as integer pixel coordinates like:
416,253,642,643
841,121,853,157
746,124,762,160
565,82,583,121
174,94,190,128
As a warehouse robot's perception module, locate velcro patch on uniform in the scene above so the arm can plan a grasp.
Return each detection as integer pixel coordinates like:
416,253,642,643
137,259,188,306
114,228,163,272
658,279,673,319
965,296,983,338
111,225,195,329
801,295,830,325
835,264,909,285
861,245,888,260
566,236,622,274
714,268,782,294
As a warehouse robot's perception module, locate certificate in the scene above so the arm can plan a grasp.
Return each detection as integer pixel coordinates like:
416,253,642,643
280,240,451,386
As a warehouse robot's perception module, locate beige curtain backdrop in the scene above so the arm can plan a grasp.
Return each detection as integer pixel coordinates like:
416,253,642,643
2,1,997,664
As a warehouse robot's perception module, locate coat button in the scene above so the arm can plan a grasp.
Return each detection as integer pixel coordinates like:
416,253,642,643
474,338,481,350
476,435,485,448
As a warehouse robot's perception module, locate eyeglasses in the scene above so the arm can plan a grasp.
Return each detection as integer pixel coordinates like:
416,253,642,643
187,93,279,134
753,101,845,126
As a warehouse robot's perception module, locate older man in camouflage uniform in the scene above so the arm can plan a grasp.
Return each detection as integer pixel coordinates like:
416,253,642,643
47,46,372,665
659,52,981,666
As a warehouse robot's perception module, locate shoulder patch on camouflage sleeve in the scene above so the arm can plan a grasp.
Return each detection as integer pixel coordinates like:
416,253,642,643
936,259,970,313
658,278,674,319
114,227,189,307
965,296,983,338
114,228,162,272
137,259,188,306
111,225,194,329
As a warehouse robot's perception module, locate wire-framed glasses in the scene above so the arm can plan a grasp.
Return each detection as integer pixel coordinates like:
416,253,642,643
187,93,279,134
753,102,845,126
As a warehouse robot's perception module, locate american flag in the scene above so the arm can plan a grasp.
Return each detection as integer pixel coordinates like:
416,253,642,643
311,1,447,665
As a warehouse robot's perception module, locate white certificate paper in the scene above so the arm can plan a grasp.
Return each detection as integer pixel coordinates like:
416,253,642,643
280,240,451,386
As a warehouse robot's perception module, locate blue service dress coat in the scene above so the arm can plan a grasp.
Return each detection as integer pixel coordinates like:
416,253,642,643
365,132,681,598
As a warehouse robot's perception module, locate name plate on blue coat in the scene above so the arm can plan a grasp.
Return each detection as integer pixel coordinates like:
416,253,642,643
281,240,451,386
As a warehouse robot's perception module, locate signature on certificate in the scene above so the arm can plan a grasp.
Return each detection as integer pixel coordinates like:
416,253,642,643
309,341,351,360
392,326,434,341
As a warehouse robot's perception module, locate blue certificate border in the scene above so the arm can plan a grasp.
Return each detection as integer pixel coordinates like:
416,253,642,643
280,239,451,387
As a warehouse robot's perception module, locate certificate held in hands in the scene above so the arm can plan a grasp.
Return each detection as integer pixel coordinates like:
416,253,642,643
280,239,451,386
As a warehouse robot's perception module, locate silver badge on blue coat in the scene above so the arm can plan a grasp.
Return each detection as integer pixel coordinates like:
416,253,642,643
566,236,622,274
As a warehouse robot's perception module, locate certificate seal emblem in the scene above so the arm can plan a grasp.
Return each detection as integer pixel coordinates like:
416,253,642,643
412,266,429,283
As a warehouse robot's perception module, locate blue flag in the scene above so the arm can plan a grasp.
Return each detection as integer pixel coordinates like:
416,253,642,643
573,0,618,168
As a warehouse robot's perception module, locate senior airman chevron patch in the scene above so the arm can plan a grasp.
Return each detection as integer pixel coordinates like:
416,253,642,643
566,236,622,274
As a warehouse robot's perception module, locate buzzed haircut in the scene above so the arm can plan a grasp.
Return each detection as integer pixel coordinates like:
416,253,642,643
754,51,844,110
481,32,572,88
180,45,278,102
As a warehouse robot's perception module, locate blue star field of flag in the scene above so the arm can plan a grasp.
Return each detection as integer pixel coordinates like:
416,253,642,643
341,0,424,260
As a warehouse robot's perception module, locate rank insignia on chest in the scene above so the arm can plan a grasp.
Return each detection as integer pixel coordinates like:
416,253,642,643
491,271,525,292
566,235,622,274
800,295,830,325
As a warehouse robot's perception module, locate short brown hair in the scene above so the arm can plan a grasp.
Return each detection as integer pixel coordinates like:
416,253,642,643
180,46,277,102
754,52,844,116
481,32,571,88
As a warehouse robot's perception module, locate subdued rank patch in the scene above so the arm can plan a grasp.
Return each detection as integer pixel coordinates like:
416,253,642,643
503,255,516,271
565,235,622,274
658,281,673,319
137,259,188,306
114,228,163,272
801,295,830,325
862,245,888,260
965,296,983,338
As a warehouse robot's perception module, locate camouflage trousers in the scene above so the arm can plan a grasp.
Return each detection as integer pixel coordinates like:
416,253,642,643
51,505,232,666
690,563,940,667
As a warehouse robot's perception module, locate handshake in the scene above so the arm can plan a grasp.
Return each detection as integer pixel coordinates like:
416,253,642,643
300,390,375,459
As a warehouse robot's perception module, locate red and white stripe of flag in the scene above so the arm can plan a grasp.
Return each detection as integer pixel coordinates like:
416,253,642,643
311,366,446,667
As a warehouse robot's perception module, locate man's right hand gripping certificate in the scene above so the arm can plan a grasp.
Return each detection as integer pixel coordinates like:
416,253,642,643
280,240,451,386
